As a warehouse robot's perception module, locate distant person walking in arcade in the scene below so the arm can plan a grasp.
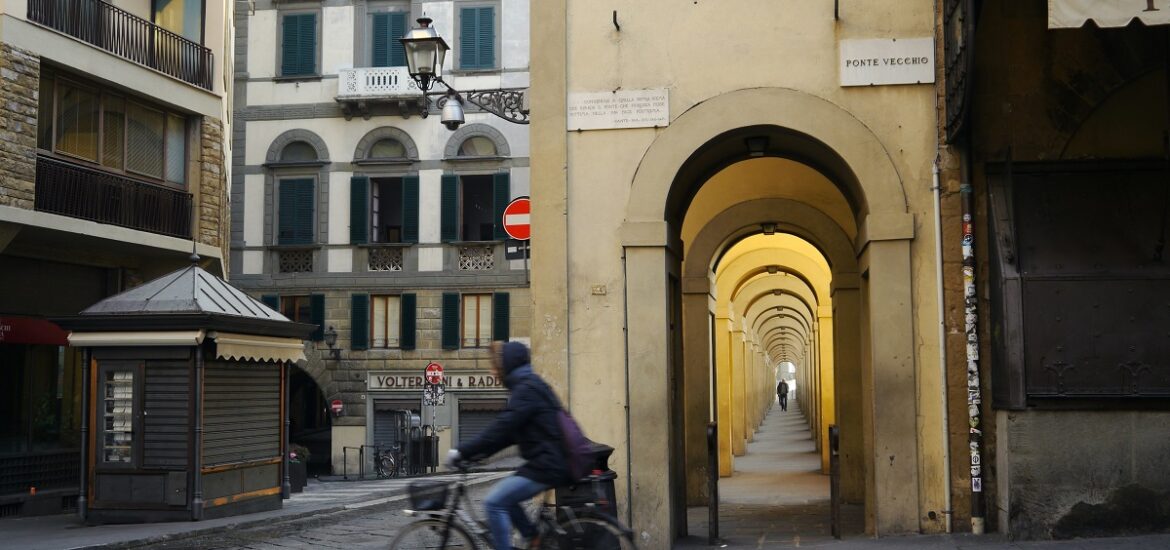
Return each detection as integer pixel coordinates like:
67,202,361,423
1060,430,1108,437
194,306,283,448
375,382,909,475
776,379,790,412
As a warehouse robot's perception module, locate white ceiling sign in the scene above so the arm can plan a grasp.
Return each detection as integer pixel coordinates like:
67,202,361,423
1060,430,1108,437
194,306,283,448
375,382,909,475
839,38,935,87
1049,0,1170,29
567,89,669,131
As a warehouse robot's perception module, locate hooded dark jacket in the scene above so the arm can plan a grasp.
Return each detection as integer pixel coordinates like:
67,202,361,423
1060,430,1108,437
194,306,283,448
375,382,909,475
457,342,573,487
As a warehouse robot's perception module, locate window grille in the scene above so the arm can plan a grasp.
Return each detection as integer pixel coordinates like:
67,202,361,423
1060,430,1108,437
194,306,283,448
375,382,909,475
459,245,494,270
369,247,404,271
279,249,314,273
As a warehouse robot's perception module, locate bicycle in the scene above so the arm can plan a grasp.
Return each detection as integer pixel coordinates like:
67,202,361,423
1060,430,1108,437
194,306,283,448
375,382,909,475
389,463,637,549
375,444,400,479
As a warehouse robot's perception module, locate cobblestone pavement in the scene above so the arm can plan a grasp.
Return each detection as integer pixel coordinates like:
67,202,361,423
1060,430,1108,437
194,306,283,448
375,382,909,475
139,481,497,550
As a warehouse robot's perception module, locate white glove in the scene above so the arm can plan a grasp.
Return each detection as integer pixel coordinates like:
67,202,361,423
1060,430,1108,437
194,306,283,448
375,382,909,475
445,449,463,469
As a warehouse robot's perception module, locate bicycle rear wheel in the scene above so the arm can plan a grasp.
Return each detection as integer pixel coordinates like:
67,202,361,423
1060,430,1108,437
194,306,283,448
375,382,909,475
389,518,480,549
549,512,637,550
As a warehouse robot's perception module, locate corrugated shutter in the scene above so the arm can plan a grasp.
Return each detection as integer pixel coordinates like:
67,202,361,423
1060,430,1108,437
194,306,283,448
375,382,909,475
351,294,370,350
400,293,417,350
310,293,325,341
279,178,314,245
492,292,509,342
202,363,281,466
492,172,510,240
441,292,460,350
350,176,369,244
441,174,458,242
458,399,506,447
402,175,419,243
373,410,403,448
143,361,189,469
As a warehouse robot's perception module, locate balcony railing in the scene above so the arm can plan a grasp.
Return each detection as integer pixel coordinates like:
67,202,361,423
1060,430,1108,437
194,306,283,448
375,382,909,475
337,67,422,99
27,0,213,90
34,155,193,239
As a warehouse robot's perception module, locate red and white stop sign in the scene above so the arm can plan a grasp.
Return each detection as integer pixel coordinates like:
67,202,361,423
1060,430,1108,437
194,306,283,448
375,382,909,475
502,196,530,241
425,362,444,385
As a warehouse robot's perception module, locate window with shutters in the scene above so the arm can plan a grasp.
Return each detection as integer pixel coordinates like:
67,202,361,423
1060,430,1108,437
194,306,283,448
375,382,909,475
372,177,405,243
277,177,316,245
369,8,409,68
441,172,509,243
371,295,401,348
462,294,492,348
280,296,312,323
457,4,498,71
280,12,319,77
351,174,418,247
38,70,190,188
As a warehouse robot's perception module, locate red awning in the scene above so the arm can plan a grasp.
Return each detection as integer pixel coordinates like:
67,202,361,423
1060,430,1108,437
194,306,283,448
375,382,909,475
1049,0,1170,29
0,316,69,346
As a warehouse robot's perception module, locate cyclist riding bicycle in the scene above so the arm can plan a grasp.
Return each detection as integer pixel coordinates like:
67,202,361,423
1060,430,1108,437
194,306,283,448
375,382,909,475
446,340,574,550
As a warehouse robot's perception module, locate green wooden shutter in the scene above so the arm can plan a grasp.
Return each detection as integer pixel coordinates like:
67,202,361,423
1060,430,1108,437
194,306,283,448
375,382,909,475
351,294,370,351
441,292,460,350
403,175,419,243
492,292,509,342
390,13,408,67
492,172,510,240
459,7,478,69
279,178,314,245
282,13,316,76
477,7,495,69
310,293,325,341
350,176,369,244
441,174,459,242
372,13,389,67
261,294,280,311
299,13,317,75
400,293,417,350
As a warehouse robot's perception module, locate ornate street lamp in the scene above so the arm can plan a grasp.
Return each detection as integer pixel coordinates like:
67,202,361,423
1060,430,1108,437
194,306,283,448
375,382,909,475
400,17,529,129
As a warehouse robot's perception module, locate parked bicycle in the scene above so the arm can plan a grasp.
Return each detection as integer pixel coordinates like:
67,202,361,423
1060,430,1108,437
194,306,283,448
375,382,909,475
389,463,636,549
375,444,400,479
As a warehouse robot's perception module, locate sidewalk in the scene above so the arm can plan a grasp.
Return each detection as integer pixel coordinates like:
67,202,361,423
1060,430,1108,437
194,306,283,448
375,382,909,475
676,400,1170,549
0,469,511,550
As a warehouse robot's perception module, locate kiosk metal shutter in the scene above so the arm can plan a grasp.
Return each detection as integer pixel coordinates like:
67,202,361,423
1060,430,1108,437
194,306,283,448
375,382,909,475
373,400,418,449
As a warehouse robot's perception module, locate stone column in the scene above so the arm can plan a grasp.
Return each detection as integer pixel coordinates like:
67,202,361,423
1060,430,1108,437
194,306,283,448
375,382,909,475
833,280,865,503
730,328,746,456
818,307,837,475
714,313,734,476
682,279,711,504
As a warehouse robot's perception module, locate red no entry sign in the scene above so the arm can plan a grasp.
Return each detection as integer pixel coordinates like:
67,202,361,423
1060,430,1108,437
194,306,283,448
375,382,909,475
425,362,444,385
502,196,531,241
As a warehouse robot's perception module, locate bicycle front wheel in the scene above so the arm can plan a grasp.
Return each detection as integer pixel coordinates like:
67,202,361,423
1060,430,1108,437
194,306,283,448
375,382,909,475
389,518,480,549
549,513,637,550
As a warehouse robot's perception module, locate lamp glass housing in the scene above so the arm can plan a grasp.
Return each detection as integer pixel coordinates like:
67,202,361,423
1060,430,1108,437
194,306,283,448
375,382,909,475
400,17,449,91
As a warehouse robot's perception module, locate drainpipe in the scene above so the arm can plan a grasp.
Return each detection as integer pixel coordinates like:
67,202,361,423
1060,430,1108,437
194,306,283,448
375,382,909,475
78,348,90,521
932,160,952,534
961,149,986,534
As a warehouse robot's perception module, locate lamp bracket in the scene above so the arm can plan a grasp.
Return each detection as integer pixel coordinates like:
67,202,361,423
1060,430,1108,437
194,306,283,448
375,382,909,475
425,79,529,124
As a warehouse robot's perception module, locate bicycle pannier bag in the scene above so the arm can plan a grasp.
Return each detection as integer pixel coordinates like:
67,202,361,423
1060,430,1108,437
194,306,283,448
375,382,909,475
557,409,592,481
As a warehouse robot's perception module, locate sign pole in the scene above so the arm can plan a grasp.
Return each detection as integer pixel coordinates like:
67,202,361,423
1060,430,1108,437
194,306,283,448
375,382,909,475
524,239,529,285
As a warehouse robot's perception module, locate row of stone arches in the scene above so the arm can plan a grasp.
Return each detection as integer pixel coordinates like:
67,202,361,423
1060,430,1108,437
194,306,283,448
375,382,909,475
262,123,513,164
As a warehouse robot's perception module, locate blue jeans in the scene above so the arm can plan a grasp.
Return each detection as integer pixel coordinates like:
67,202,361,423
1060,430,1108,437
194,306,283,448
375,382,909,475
483,474,549,550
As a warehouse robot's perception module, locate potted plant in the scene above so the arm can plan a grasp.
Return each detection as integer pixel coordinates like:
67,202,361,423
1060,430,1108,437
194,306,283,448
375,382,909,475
289,443,310,493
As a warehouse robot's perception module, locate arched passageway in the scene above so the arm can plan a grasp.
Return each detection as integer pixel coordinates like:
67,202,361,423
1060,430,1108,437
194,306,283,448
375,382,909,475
289,366,332,476
620,88,923,540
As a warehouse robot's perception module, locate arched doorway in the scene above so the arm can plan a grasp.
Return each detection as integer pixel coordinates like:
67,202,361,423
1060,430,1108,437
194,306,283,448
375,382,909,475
289,366,332,476
620,88,924,541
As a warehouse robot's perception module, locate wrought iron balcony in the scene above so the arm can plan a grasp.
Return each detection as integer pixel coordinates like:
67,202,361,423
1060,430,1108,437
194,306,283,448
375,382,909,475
27,0,213,90
34,155,193,239
336,67,424,120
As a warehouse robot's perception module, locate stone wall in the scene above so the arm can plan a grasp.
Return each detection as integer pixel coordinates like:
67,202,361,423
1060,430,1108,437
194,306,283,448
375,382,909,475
0,42,39,210
200,117,229,270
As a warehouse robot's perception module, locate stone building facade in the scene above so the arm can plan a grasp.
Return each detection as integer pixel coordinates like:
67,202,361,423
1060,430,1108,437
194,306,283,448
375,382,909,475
229,0,531,476
0,0,232,517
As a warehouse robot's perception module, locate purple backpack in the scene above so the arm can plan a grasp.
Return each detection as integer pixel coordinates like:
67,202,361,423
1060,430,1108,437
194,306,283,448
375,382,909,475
556,408,592,481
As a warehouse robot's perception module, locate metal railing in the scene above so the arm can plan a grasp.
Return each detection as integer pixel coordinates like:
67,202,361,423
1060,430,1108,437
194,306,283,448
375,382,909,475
34,155,193,239
27,0,213,90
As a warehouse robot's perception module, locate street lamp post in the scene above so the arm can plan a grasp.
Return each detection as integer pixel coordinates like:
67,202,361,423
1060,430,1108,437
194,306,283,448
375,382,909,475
400,17,529,128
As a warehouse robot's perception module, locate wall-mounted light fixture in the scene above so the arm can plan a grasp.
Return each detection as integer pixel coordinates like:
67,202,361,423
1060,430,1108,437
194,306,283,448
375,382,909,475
323,326,340,361
745,136,769,157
